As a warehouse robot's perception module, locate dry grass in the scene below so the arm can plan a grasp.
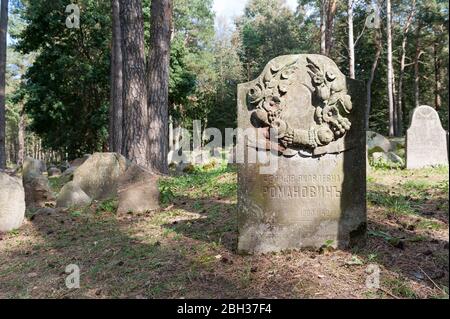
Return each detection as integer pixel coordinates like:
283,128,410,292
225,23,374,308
0,164,448,299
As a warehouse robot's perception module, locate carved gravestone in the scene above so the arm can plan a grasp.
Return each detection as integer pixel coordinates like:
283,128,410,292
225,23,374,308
237,54,366,254
406,105,449,169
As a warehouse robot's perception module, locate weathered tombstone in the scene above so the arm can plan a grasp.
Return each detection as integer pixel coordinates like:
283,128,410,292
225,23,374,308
406,105,449,169
72,152,128,200
117,165,160,214
237,54,366,254
0,172,25,232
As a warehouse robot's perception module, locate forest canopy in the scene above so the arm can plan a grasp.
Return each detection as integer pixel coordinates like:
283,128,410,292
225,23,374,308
3,0,449,161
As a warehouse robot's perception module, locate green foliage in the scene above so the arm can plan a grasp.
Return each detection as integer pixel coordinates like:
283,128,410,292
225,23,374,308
159,161,236,201
367,191,415,215
7,0,449,161
14,0,111,158
97,198,118,214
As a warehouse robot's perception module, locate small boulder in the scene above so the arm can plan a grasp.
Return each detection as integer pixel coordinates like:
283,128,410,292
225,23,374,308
24,175,55,209
56,181,92,208
387,151,404,165
389,137,405,150
70,154,91,168
372,152,389,163
117,165,160,214
47,166,62,177
0,172,25,232
59,161,70,173
22,157,46,183
72,152,129,200
371,151,404,166
60,166,76,184
367,131,393,155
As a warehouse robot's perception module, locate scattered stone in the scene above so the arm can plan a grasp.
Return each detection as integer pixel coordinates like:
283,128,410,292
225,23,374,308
367,131,393,154
389,137,405,150
116,164,160,214
70,154,91,168
60,166,76,184
59,161,70,173
47,166,62,177
237,54,366,253
73,152,129,200
371,151,404,166
22,157,46,183
406,105,449,169
0,172,26,232
24,175,55,209
56,181,92,208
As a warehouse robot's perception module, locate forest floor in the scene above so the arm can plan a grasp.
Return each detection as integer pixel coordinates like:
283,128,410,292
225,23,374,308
0,163,448,299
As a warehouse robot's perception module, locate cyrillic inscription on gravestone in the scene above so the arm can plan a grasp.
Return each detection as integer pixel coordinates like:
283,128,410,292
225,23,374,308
406,105,449,169
237,54,366,254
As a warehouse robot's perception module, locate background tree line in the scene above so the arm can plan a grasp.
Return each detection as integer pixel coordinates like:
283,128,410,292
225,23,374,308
0,0,448,170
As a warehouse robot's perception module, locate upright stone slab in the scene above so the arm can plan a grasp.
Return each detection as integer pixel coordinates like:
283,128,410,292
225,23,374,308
237,54,366,254
406,105,448,169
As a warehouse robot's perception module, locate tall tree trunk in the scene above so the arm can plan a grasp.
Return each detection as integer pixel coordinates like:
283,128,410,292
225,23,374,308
0,0,8,169
320,0,337,56
147,0,172,175
366,28,382,130
320,1,326,55
109,0,124,154
120,0,149,167
325,0,337,56
386,0,395,137
396,1,415,136
347,0,355,79
433,40,441,110
414,23,422,109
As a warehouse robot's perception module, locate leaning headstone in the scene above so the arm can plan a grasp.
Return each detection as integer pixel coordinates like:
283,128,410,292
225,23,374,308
72,152,129,200
117,165,160,214
237,54,366,254
0,172,25,232
406,105,449,169
22,157,46,183
23,175,55,209
56,181,92,208
366,131,393,155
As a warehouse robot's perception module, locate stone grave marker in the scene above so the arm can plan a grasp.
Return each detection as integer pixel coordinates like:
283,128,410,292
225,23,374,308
237,54,366,254
406,105,448,169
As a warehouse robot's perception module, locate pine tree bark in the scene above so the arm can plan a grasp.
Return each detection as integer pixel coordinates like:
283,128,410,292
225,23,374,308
414,23,422,109
366,28,382,130
147,0,172,174
386,0,395,137
325,0,337,56
120,0,149,167
17,106,25,166
320,1,326,55
320,0,337,56
396,1,415,136
433,40,441,110
347,0,355,79
0,0,8,169
109,0,124,154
